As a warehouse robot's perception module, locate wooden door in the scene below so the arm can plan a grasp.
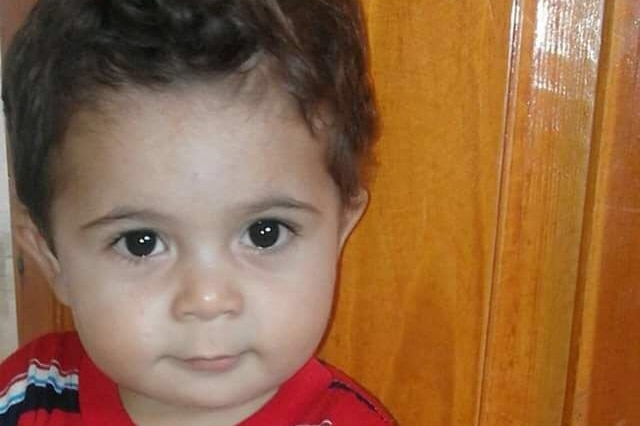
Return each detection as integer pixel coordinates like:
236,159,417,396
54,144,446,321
321,1,511,424
563,1,640,424
2,1,639,425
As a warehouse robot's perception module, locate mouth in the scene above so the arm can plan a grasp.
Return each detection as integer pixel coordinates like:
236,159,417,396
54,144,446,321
179,354,242,373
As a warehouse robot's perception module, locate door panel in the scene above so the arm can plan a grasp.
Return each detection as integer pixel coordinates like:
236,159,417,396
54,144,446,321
320,1,512,425
478,1,605,425
565,1,640,424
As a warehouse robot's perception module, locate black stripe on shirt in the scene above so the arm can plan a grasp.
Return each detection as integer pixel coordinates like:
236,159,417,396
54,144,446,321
0,383,79,425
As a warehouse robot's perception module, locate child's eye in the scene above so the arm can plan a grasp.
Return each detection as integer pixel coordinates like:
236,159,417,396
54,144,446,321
112,230,167,258
242,219,295,250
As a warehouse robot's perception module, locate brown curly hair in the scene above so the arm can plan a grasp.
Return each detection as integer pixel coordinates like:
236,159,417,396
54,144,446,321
2,0,378,238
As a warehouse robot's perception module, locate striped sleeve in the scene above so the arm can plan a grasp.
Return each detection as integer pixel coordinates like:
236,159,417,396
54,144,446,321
0,333,82,425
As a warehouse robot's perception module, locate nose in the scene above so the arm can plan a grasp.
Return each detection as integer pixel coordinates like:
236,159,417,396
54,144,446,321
171,259,244,322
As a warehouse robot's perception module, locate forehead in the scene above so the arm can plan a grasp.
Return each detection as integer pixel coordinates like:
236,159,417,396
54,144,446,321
75,65,301,140
57,70,317,170
48,73,335,221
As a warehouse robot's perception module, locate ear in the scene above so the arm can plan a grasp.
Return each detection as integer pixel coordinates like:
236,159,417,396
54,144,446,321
13,209,70,305
338,188,369,250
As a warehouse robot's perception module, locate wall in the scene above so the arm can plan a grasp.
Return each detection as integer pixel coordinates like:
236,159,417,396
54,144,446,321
0,52,18,359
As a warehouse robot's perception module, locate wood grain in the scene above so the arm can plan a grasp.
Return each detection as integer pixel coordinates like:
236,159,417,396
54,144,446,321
478,0,605,425
0,0,34,50
565,1,640,424
319,1,512,425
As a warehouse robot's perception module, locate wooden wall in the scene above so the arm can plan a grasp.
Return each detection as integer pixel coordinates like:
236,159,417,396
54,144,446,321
2,1,638,425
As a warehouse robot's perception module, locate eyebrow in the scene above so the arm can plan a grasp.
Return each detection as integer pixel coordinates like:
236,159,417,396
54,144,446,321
81,196,321,230
81,208,170,230
239,196,322,216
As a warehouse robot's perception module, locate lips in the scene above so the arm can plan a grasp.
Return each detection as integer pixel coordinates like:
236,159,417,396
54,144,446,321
180,354,241,373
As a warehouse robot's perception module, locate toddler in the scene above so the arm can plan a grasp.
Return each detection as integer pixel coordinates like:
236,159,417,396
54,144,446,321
0,1,394,425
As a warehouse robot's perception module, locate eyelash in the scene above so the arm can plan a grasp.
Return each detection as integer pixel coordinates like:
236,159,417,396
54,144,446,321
109,229,167,266
240,219,300,253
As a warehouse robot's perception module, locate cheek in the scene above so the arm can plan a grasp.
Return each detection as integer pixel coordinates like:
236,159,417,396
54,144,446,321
57,236,154,310
56,253,163,352
70,286,163,380
251,256,338,350
70,288,156,353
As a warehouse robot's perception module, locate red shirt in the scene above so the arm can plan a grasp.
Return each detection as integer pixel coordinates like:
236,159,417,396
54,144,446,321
0,333,395,425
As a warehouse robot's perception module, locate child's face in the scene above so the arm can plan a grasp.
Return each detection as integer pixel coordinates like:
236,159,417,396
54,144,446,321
36,79,365,422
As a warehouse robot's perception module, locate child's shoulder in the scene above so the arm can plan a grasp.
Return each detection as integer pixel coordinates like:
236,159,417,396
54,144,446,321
0,332,83,424
0,332,83,385
312,360,396,425
250,357,396,425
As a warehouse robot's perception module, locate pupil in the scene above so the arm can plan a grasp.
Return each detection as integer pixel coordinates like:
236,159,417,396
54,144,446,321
249,220,280,248
125,231,156,257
